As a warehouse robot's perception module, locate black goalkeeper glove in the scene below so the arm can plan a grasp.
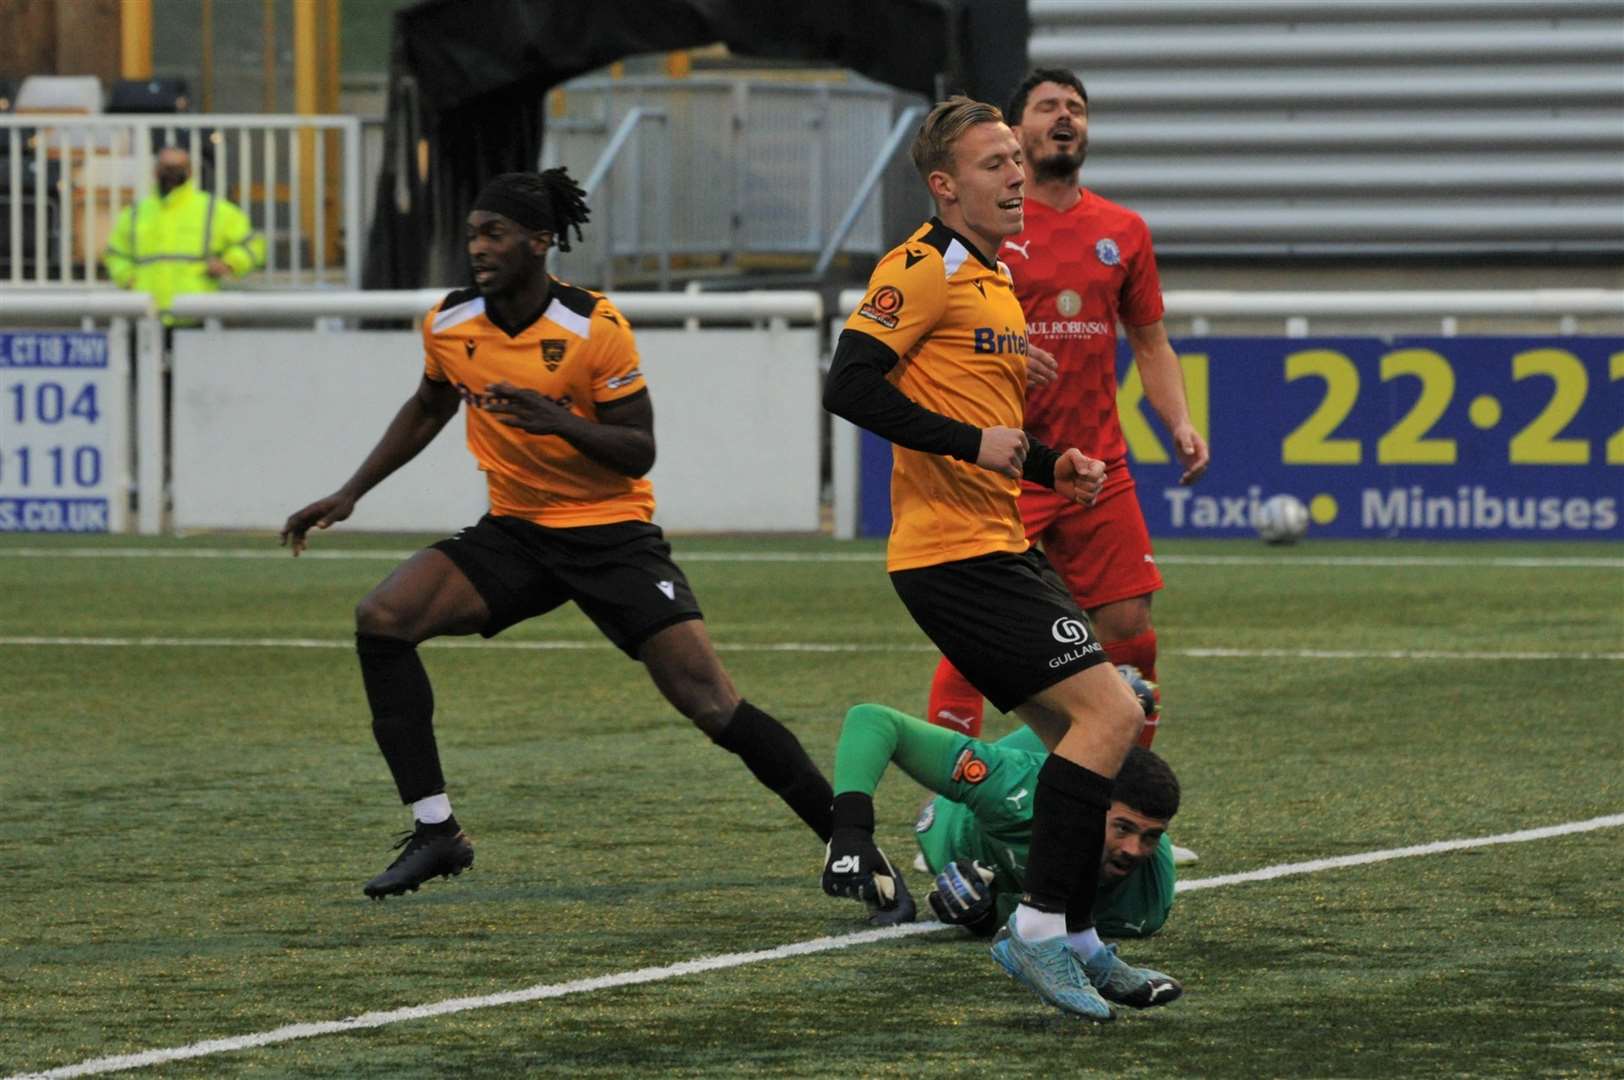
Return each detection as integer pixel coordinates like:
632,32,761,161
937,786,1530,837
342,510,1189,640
926,859,999,936
821,793,917,926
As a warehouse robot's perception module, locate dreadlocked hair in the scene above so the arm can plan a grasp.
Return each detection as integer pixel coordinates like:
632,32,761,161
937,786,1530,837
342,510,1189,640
535,167,590,252
472,167,592,252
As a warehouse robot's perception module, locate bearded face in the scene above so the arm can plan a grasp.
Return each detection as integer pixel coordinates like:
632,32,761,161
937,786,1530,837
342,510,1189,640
1016,81,1089,182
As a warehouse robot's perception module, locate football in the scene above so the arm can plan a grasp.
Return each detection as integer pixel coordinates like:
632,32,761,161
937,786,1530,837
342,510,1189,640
1256,493,1310,544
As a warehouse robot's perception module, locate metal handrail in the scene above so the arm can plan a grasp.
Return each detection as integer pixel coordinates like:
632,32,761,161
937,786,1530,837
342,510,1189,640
1157,289,1624,317
0,291,154,318
834,288,1624,319
168,289,822,324
813,104,927,279
580,107,667,196
0,114,357,129
567,107,672,291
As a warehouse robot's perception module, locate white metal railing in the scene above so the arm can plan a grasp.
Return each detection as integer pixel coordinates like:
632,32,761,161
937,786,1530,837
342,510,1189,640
0,291,152,320
835,288,1624,339
168,289,823,325
544,76,897,287
573,107,671,291
813,104,927,279
0,114,363,289
0,290,824,325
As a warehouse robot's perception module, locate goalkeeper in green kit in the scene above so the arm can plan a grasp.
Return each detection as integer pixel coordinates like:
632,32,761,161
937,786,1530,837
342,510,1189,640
823,668,1182,1006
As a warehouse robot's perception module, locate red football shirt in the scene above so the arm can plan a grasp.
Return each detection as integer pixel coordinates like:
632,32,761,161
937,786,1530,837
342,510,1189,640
1001,188,1164,476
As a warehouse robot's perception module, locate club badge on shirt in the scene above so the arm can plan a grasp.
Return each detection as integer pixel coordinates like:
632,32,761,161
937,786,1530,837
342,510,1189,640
1095,237,1121,267
951,747,989,784
858,285,904,329
540,339,567,371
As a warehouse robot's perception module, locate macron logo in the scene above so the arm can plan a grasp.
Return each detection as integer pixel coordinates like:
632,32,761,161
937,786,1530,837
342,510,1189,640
656,580,676,600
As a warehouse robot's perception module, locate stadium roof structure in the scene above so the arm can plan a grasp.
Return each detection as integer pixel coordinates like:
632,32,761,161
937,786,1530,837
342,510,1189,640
365,0,1023,289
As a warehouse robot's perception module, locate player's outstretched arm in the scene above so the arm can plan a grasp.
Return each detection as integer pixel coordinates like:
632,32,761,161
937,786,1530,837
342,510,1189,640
280,376,460,555
484,381,656,477
824,331,1035,479
823,329,983,454
834,703,968,798
1125,319,1209,485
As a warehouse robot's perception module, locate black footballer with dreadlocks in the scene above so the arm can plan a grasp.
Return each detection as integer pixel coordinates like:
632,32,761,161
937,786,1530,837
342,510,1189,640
471,167,591,252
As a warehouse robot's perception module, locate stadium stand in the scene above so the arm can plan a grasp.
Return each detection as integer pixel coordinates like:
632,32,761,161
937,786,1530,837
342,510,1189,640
1028,0,1624,256
14,75,102,115
107,78,191,115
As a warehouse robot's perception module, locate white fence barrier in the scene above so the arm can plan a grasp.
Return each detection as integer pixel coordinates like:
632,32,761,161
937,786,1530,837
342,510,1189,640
170,322,822,534
836,287,1624,330
171,329,485,532
166,290,824,534
828,286,1624,538
1,114,363,288
5,288,1619,537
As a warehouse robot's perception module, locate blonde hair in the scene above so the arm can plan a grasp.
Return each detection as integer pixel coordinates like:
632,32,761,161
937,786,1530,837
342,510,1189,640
909,95,1005,184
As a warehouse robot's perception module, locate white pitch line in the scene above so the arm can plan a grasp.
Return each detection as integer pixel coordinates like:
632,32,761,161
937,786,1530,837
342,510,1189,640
1175,646,1624,662
9,812,1622,1080
0,547,1619,569
5,923,951,1080
1174,813,1624,893
0,636,934,654
1,636,1620,662
1154,553,1624,569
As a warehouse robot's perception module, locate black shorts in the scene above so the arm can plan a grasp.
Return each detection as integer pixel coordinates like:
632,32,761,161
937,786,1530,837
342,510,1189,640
432,514,703,657
890,547,1109,713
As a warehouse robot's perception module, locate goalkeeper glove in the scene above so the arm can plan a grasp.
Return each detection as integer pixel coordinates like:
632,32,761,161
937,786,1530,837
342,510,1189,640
1116,664,1160,719
821,793,916,926
926,859,999,936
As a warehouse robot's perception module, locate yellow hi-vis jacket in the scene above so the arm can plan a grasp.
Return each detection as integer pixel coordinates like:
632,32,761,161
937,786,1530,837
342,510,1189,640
102,181,265,322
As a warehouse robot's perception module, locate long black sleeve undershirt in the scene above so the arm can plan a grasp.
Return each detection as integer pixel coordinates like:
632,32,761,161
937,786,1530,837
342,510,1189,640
1023,442,1060,490
823,329,982,461
823,328,1062,489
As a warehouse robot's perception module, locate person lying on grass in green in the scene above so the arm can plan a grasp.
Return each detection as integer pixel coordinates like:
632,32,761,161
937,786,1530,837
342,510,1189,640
821,667,1182,1010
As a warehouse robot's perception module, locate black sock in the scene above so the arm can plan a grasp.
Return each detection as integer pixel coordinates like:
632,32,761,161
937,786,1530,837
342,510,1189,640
1020,754,1115,924
419,815,461,836
356,633,445,805
713,700,834,841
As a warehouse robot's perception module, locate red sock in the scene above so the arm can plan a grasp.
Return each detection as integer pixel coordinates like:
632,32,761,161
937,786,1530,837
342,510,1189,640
927,656,985,738
1103,628,1161,749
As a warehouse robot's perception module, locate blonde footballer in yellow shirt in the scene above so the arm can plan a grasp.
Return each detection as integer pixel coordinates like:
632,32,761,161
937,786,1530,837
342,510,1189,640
822,97,1181,1021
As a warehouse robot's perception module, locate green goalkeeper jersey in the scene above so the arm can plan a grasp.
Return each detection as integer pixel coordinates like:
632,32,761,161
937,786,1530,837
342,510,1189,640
832,703,1175,937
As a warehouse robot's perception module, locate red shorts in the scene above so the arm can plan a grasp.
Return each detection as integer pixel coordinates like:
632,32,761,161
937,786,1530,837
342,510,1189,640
1019,475,1163,611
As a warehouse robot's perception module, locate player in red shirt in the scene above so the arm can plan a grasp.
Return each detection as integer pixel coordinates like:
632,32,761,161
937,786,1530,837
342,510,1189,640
927,69,1209,757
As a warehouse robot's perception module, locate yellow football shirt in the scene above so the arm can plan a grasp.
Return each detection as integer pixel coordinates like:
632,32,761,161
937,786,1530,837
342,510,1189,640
842,219,1032,571
422,279,654,527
